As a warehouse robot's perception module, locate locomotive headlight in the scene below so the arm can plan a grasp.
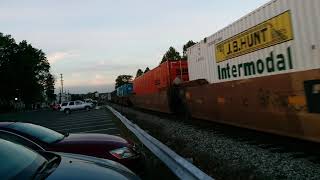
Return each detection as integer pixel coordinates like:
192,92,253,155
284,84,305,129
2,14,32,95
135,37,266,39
109,147,136,159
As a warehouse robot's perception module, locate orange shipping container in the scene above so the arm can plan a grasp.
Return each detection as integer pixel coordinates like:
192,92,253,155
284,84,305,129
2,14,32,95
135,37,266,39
133,60,189,95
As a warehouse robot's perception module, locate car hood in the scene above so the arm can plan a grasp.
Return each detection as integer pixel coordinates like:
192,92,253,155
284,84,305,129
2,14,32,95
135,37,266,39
46,152,139,180
57,133,129,145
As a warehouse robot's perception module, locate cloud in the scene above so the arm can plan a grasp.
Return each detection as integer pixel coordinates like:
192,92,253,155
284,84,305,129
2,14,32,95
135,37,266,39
61,72,114,87
47,51,79,64
71,73,81,78
74,58,148,74
63,84,115,94
92,74,108,86
56,73,115,94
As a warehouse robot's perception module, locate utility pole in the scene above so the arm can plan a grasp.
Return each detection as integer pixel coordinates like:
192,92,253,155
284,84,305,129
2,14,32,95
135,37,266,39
60,74,64,102
59,88,62,104
60,74,64,94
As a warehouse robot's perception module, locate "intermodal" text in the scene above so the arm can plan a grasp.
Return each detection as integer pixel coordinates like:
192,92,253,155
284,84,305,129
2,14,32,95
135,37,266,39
217,47,293,80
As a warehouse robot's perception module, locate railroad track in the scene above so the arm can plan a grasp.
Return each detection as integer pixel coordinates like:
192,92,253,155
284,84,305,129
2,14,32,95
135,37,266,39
109,103,320,179
189,117,320,165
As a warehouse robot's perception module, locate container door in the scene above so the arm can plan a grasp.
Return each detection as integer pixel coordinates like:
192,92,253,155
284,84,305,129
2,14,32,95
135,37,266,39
304,80,320,113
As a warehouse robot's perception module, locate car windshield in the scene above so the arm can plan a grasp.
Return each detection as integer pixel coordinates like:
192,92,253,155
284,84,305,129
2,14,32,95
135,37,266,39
61,102,68,106
9,123,65,144
75,100,83,104
0,139,46,179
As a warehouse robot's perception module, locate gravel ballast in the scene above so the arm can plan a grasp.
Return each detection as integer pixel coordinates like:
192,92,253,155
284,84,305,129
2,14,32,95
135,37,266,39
111,104,320,180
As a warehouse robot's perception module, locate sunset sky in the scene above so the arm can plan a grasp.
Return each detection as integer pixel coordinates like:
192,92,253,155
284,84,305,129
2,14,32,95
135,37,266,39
1,0,269,93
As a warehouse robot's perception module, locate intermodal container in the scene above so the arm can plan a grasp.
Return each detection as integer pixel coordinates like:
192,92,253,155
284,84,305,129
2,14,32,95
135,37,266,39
184,0,320,142
116,83,133,97
133,60,189,95
187,0,320,84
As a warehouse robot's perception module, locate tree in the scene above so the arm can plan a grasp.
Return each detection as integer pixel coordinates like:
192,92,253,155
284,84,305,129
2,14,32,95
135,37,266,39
85,91,99,100
160,47,181,64
144,67,150,73
71,94,84,101
135,69,143,78
183,40,196,58
115,75,132,89
44,73,56,103
0,32,54,110
15,40,51,105
0,33,18,110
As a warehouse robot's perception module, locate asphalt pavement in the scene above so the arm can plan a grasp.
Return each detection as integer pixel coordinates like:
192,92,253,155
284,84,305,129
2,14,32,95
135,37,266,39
0,107,121,135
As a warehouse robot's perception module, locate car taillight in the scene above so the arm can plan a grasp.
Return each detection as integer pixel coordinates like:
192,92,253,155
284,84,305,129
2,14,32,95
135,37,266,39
109,147,136,159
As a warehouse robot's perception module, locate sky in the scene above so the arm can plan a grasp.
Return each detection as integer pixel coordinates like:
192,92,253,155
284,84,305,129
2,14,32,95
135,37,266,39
1,0,270,94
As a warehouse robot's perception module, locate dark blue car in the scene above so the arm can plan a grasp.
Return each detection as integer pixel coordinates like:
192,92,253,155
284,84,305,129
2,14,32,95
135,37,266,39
0,138,140,180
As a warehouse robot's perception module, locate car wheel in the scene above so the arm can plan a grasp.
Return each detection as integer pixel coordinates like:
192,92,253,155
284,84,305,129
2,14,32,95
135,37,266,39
64,109,71,114
85,106,90,111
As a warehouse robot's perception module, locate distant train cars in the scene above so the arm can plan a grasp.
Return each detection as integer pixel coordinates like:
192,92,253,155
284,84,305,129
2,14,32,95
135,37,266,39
116,83,133,97
131,60,189,113
111,83,133,106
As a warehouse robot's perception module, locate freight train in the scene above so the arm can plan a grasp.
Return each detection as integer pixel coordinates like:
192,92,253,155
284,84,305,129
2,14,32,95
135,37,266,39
111,0,320,143
111,60,189,110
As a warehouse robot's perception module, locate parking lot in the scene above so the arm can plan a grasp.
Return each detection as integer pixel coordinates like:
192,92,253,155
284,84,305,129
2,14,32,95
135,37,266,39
0,107,121,135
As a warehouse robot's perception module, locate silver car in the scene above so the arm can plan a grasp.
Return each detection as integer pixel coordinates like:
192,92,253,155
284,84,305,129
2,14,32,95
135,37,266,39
60,100,93,114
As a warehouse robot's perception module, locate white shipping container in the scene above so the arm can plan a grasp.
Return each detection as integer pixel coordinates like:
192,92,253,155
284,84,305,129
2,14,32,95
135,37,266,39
187,41,211,82
187,0,320,83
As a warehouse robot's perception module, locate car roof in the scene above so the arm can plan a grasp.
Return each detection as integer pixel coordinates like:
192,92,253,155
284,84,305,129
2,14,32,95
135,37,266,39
0,122,16,128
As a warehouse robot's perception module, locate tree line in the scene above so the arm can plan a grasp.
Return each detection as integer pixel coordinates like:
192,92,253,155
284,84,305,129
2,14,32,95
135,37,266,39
0,33,55,112
115,40,196,89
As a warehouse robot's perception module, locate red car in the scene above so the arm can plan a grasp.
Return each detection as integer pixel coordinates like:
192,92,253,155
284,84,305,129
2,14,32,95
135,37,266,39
50,104,61,111
0,122,143,172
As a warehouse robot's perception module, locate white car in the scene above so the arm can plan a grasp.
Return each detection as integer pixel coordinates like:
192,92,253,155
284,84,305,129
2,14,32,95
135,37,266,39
84,98,98,106
60,100,93,114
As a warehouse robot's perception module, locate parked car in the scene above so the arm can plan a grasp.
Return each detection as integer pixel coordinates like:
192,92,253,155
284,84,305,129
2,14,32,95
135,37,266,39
60,100,93,114
0,122,143,172
50,104,61,111
0,138,140,180
84,98,98,106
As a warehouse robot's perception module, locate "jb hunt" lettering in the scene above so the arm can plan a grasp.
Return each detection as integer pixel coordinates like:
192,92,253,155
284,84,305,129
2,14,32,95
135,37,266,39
215,11,294,62
226,27,268,55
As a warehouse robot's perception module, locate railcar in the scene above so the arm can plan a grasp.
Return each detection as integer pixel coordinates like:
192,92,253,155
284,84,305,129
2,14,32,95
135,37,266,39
183,0,320,142
110,83,133,106
130,60,189,113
